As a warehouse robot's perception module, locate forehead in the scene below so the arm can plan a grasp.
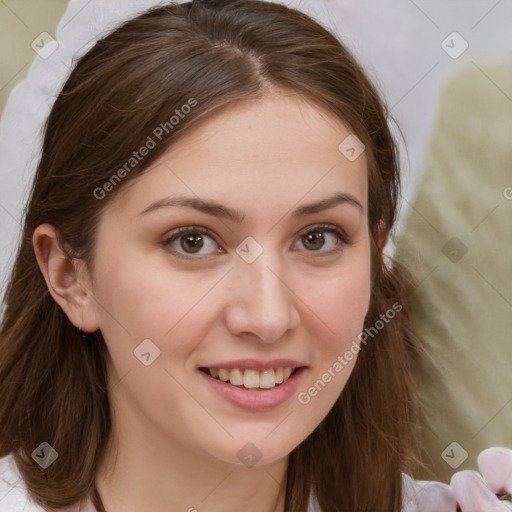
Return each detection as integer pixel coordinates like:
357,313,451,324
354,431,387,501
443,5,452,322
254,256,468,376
108,90,368,221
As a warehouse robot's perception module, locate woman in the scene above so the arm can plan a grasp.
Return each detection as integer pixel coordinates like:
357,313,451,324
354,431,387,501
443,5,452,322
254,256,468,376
0,1,505,510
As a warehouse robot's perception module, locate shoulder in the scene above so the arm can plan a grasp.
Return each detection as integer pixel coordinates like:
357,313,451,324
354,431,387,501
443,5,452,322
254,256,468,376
0,453,46,511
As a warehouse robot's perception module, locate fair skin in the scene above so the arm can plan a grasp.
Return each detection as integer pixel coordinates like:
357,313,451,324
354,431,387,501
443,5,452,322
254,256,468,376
33,90,371,512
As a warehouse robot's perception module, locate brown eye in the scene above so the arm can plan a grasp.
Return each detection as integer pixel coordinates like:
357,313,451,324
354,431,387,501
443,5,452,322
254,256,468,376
180,233,204,253
295,224,350,254
162,226,220,258
302,231,325,251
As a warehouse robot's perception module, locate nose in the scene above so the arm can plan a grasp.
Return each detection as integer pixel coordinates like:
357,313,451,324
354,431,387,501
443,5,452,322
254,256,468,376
223,248,300,343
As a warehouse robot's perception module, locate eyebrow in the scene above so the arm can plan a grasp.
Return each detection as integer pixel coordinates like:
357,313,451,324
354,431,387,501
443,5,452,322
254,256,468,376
137,192,364,222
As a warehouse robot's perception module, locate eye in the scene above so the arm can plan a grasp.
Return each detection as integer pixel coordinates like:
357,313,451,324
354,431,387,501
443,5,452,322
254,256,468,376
161,223,351,260
161,226,221,258
294,223,351,255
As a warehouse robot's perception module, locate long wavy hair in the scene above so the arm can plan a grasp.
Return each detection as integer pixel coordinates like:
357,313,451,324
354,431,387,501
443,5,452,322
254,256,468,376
0,1,420,510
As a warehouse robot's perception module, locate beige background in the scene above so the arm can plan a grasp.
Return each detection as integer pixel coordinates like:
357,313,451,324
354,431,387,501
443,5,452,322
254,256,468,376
0,0,67,116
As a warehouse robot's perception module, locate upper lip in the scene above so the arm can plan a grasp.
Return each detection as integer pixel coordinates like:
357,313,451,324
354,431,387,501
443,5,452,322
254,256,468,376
199,359,307,372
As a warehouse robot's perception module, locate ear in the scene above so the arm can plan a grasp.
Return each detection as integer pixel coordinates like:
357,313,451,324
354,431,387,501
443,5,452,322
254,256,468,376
32,223,100,333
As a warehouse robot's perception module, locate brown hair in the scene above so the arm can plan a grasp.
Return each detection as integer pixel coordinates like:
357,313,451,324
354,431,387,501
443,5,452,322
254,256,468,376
0,1,420,510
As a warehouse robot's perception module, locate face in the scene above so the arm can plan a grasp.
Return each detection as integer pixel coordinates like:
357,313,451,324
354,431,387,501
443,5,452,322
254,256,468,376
84,89,371,468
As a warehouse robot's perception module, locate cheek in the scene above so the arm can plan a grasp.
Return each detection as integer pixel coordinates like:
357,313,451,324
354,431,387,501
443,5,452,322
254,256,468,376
310,255,371,348
294,259,371,421
92,255,222,369
94,253,185,333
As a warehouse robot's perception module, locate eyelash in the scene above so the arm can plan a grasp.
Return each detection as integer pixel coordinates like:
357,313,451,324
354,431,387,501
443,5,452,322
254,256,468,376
161,223,352,260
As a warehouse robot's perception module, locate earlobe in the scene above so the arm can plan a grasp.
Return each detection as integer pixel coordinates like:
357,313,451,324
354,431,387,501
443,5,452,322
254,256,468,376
32,224,99,333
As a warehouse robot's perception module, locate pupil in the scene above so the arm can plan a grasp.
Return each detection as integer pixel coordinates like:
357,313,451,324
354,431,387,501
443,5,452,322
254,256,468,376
182,234,203,253
304,231,324,250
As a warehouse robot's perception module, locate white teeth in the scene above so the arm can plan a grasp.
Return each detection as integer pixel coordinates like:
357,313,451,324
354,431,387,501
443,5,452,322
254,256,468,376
258,369,276,389
207,367,297,388
243,369,261,389
230,368,244,386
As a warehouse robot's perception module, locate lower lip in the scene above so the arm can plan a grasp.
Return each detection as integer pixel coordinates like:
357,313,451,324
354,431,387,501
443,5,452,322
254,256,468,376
198,367,306,411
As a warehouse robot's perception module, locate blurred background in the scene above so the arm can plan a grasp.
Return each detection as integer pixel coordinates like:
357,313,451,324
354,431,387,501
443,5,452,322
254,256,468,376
1,0,511,483
0,1,67,112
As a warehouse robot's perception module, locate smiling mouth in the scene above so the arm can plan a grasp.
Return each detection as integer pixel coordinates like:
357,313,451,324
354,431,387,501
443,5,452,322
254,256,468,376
199,366,299,389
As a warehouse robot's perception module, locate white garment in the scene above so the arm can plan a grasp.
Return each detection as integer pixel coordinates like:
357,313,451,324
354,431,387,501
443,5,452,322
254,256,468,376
0,453,455,512
0,454,93,512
